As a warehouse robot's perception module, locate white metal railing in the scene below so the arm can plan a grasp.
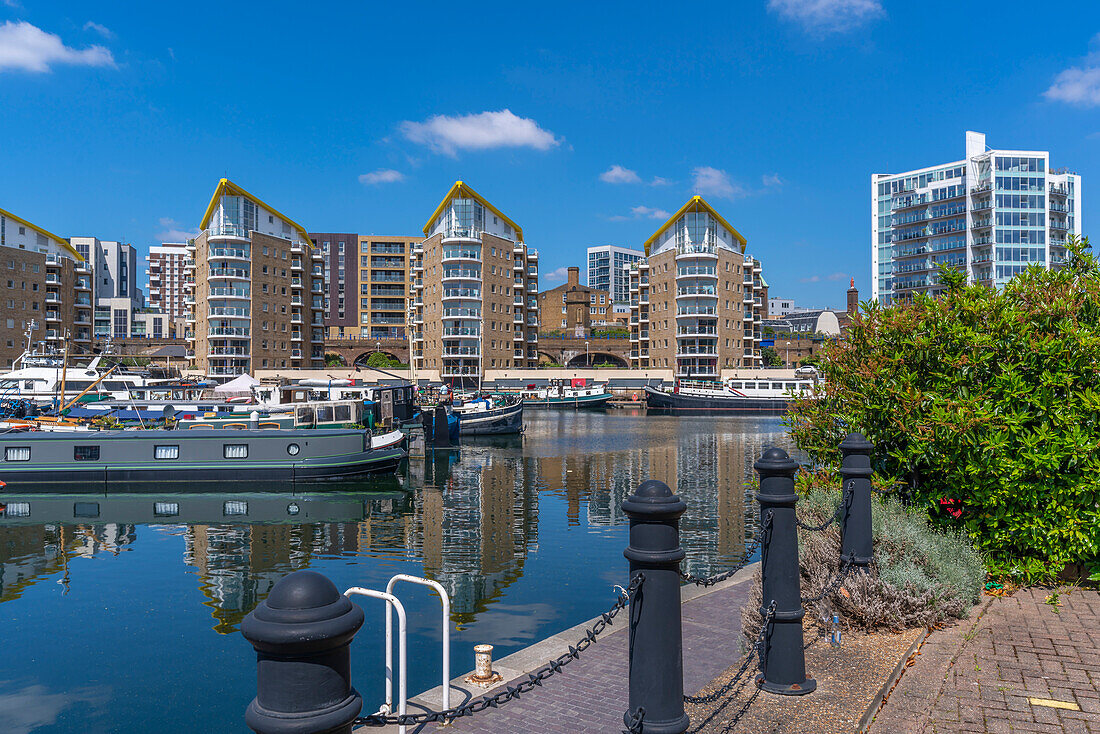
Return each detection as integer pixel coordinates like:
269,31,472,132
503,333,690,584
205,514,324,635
384,575,451,719
345,587,408,733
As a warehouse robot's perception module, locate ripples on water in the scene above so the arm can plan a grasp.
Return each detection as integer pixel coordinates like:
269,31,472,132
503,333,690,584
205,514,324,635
0,412,794,733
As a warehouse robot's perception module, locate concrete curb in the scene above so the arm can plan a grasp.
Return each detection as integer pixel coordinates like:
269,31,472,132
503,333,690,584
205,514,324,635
856,627,930,733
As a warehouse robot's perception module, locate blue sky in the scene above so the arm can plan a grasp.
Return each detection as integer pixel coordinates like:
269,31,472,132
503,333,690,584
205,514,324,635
1,1,1099,309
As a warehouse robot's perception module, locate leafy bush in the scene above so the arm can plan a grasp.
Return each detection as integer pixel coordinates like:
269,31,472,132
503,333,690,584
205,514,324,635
761,346,781,367
743,480,984,636
788,237,1100,582
362,351,406,370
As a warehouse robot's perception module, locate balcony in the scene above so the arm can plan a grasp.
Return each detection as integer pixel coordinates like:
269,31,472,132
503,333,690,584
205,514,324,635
513,330,524,340
210,267,250,279
442,288,481,300
291,349,303,358
209,327,251,337
443,268,481,281
44,293,60,303
676,287,717,297
677,326,717,336
676,244,717,258
441,247,481,262
291,314,303,324
209,287,249,299
676,346,718,357
676,306,716,316
443,327,481,337
45,311,60,322
442,346,481,357
209,248,250,260
209,347,250,356
972,217,993,229
1049,184,1068,197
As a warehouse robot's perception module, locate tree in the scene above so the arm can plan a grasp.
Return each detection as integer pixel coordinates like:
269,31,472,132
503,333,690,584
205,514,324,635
363,351,406,370
324,352,345,367
788,237,1100,582
761,346,781,367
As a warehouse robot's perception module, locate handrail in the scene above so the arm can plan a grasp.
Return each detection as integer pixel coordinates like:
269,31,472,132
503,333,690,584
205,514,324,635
345,587,408,734
385,574,451,713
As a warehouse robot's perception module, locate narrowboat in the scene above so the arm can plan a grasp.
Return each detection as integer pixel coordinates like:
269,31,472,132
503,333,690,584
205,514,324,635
520,380,613,409
0,427,405,491
644,377,817,415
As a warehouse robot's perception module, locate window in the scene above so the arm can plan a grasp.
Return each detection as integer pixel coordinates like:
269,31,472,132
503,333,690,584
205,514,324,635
154,445,179,460
224,444,248,458
154,502,180,517
74,445,100,461
5,446,30,461
74,502,100,518
224,500,248,515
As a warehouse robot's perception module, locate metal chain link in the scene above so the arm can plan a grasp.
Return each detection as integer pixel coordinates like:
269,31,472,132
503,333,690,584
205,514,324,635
800,560,853,605
622,706,646,734
683,600,776,704
794,481,852,532
679,512,773,587
354,573,645,728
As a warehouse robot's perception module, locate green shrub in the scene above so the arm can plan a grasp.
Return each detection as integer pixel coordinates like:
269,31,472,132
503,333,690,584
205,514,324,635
744,478,984,636
788,237,1100,583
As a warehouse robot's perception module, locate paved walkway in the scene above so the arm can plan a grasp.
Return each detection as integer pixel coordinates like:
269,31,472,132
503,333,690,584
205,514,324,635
870,587,1100,734
355,567,756,734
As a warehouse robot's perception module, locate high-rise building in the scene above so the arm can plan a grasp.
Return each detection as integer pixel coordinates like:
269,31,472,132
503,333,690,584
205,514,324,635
307,234,418,339
411,182,540,383
147,243,192,323
71,237,148,340
186,179,326,376
586,245,643,305
0,207,94,365
628,196,767,374
357,236,417,340
872,131,1082,304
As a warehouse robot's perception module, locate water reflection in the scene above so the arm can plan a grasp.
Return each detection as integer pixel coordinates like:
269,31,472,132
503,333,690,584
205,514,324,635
0,414,792,636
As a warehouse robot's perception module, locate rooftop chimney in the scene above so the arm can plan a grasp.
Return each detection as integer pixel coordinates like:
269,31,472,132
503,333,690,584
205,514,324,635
567,266,580,286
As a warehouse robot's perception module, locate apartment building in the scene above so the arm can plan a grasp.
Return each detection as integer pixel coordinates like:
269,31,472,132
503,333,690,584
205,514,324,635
411,182,539,383
537,266,612,335
0,207,93,366
587,245,643,305
872,131,1082,304
308,233,418,339
70,237,148,340
147,242,190,322
187,179,325,376
628,196,767,375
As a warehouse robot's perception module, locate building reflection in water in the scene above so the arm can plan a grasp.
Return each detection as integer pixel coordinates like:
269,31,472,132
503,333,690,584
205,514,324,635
0,416,792,634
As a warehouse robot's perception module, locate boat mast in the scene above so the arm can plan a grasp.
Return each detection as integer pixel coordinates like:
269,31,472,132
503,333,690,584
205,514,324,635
58,335,69,408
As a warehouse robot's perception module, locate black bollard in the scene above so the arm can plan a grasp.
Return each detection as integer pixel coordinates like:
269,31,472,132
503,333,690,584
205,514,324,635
432,405,451,447
242,570,365,734
622,479,689,734
755,447,816,695
839,433,875,568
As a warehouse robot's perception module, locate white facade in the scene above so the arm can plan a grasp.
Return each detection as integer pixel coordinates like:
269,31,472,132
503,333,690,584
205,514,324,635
872,131,1082,304
147,243,191,321
767,297,814,317
586,245,643,305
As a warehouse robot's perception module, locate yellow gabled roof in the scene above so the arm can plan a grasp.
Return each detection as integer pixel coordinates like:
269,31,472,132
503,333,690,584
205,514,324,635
0,206,83,261
199,178,313,248
422,181,523,241
642,196,747,256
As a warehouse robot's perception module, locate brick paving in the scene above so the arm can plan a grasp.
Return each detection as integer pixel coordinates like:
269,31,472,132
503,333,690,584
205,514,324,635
355,574,754,734
870,587,1100,734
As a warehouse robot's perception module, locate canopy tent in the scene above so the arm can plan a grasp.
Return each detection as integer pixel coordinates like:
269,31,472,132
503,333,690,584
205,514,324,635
213,374,261,394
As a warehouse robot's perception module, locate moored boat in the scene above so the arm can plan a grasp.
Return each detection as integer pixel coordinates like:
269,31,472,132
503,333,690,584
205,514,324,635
451,394,524,435
0,427,405,490
520,380,613,409
644,377,816,415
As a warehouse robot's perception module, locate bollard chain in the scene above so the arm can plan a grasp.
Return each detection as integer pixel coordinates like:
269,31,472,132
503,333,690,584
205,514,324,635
354,574,645,728
622,707,646,734
794,481,852,533
683,600,776,705
800,560,853,605
679,513,772,587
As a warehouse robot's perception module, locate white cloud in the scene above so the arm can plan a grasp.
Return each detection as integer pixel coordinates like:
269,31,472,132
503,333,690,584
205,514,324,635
827,272,847,281
83,21,114,39
649,176,673,186
632,205,671,220
399,109,560,156
1045,67,1100,107
762,173,784,188
0,21,116,73
692,166,747,200
156,217,200,243
599,165,642,184
768,0,884,34
542,266,572,284
359,169,405,185
800,275,821,283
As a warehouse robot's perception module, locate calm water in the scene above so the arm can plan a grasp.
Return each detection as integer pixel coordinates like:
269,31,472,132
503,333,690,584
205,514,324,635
0,411,793,733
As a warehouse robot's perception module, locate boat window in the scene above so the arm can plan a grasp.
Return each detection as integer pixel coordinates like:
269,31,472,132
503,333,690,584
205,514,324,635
316,406,334,423
154,445,179,460
3,502,30,517
223,500,248,516
741,382,755,389
334,404,351,422
5,446,30,462
287,443,300,456
296,407,314,424
154,502,179,517
785,382,798,390
24,380,35,390
224,444,248,459
73,502,100,518
74,445,100,461
729,382,742,389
